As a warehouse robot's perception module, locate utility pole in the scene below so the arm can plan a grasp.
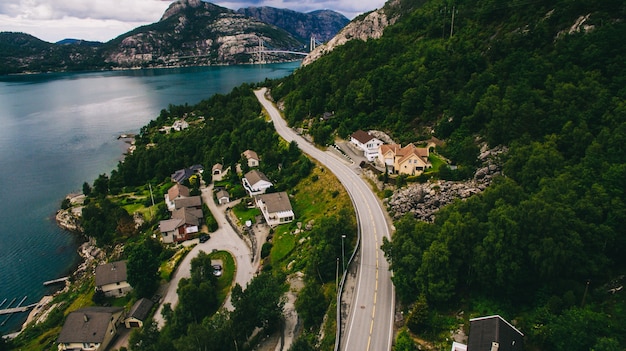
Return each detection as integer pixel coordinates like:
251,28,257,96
148,183,155,218
450,5,457,38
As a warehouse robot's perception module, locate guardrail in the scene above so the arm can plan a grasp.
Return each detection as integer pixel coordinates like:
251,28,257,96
335,180,362,351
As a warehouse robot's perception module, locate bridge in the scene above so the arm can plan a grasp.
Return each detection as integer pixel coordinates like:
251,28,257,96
254,36,320,64
171,36,321,64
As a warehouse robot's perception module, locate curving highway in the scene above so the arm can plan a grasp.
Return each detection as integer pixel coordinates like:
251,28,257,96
254,88,395,351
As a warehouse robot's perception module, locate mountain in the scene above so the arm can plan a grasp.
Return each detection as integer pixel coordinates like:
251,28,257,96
0,32,101,74
100,0,302,68
0,0,347,74
236,6,349,43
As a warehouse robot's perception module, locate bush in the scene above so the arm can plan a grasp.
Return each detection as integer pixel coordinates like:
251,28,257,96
261,242,273,259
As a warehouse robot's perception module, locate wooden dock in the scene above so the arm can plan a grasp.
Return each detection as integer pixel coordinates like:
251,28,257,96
43,276,69,286
0,304,36,316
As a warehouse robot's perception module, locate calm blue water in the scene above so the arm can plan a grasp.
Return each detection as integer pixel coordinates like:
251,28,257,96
0,62,299,334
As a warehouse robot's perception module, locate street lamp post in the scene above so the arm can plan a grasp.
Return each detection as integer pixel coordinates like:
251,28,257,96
341,235,346,272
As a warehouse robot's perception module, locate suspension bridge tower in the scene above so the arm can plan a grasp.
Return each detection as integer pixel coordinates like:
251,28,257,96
310,35,317,52
256,38,266,64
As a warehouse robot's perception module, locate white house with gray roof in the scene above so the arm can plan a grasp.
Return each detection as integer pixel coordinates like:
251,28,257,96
95,260,132,298
242,170,273,196
256,192,294,227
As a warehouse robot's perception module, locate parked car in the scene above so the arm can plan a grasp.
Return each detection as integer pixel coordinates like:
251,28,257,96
199,234,210,243
212,264,223,277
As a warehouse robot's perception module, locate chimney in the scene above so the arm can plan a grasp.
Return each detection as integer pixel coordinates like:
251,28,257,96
491,342,499,351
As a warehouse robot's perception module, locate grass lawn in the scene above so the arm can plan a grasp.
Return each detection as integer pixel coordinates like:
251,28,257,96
268,163,353,273
209,250,236,303
232,205,261,225
292,165,351,220
427,153,447,173
270,226,297,265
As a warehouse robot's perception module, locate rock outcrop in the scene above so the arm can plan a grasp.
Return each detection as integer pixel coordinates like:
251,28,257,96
302,0,424,66
386,145,508,222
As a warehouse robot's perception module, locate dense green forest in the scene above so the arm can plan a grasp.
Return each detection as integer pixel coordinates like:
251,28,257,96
268,0,626,350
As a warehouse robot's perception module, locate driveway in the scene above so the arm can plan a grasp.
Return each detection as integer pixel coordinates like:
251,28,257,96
153,182,258,329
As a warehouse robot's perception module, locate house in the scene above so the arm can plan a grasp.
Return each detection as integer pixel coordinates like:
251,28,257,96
350,130,384,161
165,183,190,211
216,189,230,204
124,298,154,329
95,260,132,298
172,119,189,132
243,149,260,168
174,195,202,211
242,170,273,196
171,164,204,183
159,218,185,244
452,315,524,351
212,163,223,176
256,192,294,227
57,306,125,351
159,207,203,243
378,143,431,176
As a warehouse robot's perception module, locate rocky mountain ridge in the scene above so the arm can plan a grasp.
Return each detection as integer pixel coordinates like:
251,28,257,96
0,0,349,74
237,7,349,43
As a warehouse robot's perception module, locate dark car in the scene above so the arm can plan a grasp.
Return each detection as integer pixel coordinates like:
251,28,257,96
199,234,210,243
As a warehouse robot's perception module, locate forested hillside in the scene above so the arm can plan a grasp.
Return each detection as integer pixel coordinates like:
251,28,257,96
270,0,626,349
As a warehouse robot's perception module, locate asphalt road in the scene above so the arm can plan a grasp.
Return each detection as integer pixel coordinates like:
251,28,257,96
254,88,395,351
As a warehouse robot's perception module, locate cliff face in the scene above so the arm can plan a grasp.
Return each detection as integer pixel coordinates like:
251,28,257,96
236,7,349,43
302,0,423,66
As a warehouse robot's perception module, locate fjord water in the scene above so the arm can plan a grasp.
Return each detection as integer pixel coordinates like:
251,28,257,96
0,62,299,334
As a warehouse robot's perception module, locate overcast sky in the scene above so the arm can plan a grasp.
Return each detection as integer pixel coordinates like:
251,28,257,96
0,0,386,43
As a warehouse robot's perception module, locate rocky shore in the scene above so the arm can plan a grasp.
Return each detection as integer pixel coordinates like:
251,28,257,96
55,194,85,232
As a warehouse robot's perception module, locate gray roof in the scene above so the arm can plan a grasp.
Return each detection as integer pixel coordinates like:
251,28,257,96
172,207,202,226
257,192,293,213
244,170,271,186
95,260,127,287
171,165,204,183
174,195,202,209
216,189,229,199
57,306,124,343
159,218,184,232
128,298,154,321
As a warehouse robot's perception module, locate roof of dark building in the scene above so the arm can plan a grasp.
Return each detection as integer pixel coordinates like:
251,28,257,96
351,129,374,144
468,315,524,351
95,260,128,287
57,306,124,343
128,298,154,321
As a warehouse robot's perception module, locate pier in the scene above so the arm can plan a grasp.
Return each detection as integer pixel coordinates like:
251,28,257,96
0,296,34,326
0,304,37,316
43,276,69,286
